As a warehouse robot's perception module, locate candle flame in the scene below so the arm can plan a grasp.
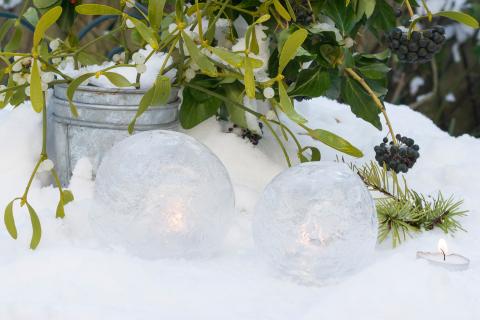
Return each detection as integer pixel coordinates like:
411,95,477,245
437,239,448,255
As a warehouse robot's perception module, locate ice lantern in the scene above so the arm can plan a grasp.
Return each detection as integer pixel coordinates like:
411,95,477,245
91,130,235,259
253,162,378,285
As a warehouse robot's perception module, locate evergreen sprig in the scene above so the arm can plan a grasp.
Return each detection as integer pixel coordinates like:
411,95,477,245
344,160,467,247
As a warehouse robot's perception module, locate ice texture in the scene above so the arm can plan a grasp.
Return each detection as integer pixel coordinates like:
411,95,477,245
253,161,377,285
91,130,235,259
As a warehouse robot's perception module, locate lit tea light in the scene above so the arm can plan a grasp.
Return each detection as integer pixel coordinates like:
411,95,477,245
416,239,470,271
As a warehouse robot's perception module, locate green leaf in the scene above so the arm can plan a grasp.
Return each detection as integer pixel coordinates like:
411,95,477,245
23,7,40,26
341,75,382,129
358,63,391,80
224,82,248,128
434,11,479,28
30,59,44,113
128,75,171,133
33,0,59,9
62,190,74,205
289,69,330,98
182,31,217,76
273,0,291,21
179,85,222,129
56,200,65,218
4,200,17,239
25,202,42,250
298,146,321,163
278,81,306,124
148,0,166,31
33,6,62,47
0,19,15,44
307,128,363,157
128,16,159,49
210,47,243,67
75,4,122,16
278,28,308,74
5,26,22,52
103,72,133,87
244,56,256,99
67,72,94,117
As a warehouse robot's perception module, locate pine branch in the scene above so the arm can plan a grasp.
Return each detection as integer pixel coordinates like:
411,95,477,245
342,159,468,247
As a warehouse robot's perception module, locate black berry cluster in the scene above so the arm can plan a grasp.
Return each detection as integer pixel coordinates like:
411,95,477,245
387,26,446,64
227,124,263,146
374,134,420,173
290,0,314,26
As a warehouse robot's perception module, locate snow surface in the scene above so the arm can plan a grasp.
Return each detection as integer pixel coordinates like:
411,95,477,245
1,97,480,319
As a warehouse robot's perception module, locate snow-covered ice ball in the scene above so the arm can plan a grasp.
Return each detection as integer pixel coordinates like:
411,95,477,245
91,130,235,259
253,162,377,285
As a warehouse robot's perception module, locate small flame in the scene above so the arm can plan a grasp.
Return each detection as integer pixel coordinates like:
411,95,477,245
437,239,449,255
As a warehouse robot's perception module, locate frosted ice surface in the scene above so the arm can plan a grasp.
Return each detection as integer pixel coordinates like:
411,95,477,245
91,130,235,259
253,162,377,285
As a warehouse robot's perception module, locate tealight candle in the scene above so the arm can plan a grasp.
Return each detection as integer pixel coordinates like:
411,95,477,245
416,239,470,271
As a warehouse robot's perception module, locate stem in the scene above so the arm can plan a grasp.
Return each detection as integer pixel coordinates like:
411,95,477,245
211,1,257,16
21,155,46,204
41,107,47,155
38,57,73,81
345,68,398,144
75,26,123,56
262,117,292,167
405,0,414,17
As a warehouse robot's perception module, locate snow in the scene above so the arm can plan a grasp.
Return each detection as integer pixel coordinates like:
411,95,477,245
60,46,176,90
1,96,480,319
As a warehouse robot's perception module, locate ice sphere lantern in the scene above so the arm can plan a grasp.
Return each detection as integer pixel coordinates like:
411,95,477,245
91,130,235,259
253,162,377,285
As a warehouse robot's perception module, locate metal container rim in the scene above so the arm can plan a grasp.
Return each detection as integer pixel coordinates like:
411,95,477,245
53,83,179,96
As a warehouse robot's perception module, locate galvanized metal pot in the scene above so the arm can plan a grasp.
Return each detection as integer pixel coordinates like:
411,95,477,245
47,84,179,185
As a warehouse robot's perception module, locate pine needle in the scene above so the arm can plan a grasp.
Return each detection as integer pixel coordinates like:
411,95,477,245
340,158,468,247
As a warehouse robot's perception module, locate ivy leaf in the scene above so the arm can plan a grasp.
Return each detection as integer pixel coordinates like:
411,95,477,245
179,85,222,129
75,4,122,16
369,0,396,33
434,11,479,28
103,72,133,87
33,6,62,47
341,76,382,130
289,68,330,98
25,202,42,250
30,59,44,113
278,81,306,124
307,128,363,157
182,31,217,76
4,200,17,239
357,63,391,80
278,28,308,74
67,72,94,117
128,75,171,133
